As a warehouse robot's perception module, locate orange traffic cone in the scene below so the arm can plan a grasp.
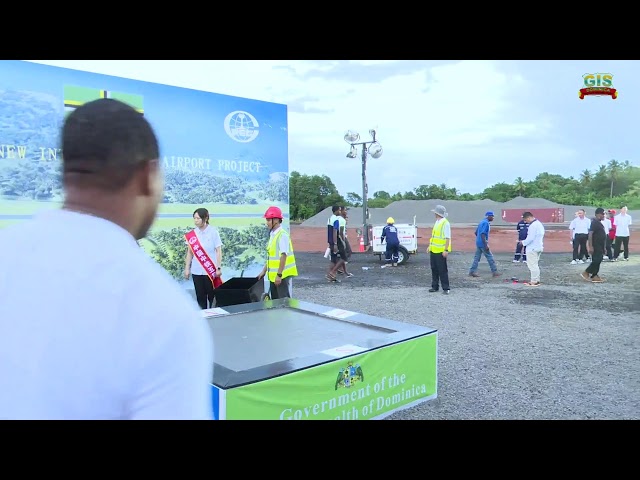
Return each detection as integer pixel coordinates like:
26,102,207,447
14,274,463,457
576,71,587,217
359,234,365,252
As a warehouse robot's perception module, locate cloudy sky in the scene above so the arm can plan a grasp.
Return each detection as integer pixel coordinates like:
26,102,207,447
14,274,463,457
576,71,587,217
29,60,638,197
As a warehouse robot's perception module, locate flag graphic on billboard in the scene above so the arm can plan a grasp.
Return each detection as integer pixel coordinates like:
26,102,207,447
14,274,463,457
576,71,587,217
63,85,144,115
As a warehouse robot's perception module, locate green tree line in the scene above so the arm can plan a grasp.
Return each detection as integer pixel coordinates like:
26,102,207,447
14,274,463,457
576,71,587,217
289,160,640,221
146,224,269,280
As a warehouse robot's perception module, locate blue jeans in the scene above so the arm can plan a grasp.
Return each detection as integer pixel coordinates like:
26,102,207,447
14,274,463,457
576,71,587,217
470,246,497,273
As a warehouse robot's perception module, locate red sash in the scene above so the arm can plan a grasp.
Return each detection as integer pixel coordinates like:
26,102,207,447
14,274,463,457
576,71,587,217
185,229,223,288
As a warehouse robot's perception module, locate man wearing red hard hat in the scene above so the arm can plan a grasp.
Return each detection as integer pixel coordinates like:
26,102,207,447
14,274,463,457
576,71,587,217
258,206,298,299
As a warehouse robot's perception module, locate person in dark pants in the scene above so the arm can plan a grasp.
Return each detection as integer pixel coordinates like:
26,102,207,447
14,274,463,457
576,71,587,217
513,215,528,262
581,208,607,283
184,207,223,309
570,209,591,264
428,205,451,294
258,206,298,298
381,217,400,266
604,210,615,259
605,209,616,260
613,206,632,261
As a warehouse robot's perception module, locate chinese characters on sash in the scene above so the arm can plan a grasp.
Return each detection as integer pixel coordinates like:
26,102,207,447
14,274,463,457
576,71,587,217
185,230,223,288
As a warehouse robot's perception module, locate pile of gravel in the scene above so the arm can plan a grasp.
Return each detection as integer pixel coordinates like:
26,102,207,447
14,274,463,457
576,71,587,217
301,197,640,228
302,206,335,227
291,251,640,420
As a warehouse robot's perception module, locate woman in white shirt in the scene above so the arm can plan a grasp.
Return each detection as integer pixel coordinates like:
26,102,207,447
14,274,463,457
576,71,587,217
184,208,224,309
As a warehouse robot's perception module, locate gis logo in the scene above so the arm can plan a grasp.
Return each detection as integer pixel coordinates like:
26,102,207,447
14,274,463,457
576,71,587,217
579,73,618,100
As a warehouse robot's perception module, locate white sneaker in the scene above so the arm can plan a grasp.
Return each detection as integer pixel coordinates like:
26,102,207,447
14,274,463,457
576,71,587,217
513,260,519,263
578,259,585,264
603,256,609,260
571,260,577,265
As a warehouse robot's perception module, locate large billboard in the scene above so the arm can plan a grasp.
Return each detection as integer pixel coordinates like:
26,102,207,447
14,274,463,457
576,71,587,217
0,60,289,284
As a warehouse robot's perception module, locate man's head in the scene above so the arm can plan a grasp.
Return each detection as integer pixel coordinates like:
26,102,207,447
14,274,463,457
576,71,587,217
61,98,163,240
431,205,447,219
485,211,495,222
332,205,340,215
264,206,283,230
595,207,605,220
522,211,534,222
621,206,628,215
340,206,347,218
577,209,586,218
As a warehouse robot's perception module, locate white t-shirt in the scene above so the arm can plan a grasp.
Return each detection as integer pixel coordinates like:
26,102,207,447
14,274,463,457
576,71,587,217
189,225,223,275
570,216,591,235
614,213,632,237
0,209,214,420
601,218,611,236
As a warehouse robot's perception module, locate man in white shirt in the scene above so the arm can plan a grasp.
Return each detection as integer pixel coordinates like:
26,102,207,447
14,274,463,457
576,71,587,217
0,99,214,420
569,209,591,265
613,206,632,261
325,205,338,265
519,211,545,287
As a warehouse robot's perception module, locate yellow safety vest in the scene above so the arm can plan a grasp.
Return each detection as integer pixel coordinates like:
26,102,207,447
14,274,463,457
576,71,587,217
267,228,298,282
429,218,451,253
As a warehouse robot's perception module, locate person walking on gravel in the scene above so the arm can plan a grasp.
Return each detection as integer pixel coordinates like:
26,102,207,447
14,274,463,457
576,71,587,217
519,211,545,287
581,208,607,283
469,211,500,278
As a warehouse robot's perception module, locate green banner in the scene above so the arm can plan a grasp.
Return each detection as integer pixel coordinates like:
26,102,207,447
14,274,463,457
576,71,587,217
225,333,437,420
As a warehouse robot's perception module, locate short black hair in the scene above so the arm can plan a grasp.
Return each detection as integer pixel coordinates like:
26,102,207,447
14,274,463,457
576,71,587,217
595,207,605,215
522,211,533,218
332,206,340,213
61,98,159,191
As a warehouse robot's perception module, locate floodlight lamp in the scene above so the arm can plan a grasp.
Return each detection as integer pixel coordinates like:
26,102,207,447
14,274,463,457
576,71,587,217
344,130,360,144
346,145,358,158
369,142,383,159
369,129,377,140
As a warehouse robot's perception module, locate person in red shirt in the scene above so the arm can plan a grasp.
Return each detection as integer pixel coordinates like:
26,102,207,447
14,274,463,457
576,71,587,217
606,209,616,260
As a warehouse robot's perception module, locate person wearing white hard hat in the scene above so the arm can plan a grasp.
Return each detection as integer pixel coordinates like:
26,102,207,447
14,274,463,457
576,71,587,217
381,216,400,266
428,205,452,294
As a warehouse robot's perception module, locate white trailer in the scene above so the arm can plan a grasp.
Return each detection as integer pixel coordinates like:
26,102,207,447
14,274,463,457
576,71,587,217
370,216,419,265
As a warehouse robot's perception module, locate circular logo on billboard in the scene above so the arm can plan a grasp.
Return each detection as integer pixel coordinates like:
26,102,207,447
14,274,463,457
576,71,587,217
224,110,260,143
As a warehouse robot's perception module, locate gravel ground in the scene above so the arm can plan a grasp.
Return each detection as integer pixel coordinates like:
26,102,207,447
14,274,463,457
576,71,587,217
291,251,640,420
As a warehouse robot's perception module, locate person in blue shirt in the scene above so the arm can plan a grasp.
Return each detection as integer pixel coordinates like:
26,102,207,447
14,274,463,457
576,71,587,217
381,217,400,266
469,211,500,277
513,215,529,262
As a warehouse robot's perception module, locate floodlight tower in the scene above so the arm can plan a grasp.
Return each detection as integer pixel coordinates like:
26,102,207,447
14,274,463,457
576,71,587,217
344,129,383,249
